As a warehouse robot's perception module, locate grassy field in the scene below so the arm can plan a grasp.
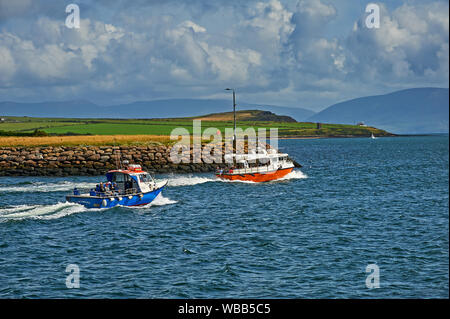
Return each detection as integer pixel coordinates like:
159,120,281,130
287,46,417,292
0,135,171,147
0,113,394,146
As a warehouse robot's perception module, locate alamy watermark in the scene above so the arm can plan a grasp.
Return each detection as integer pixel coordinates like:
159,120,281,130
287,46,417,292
365,263,380,289
365,3,380,29
65,4,80,29
66,264,80,288
169,120,279,164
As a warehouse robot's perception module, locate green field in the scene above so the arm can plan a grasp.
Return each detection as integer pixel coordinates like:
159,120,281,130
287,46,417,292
0,115,394,138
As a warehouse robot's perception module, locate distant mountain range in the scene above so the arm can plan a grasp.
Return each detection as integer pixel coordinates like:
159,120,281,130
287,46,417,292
308,88,449,134
0,99,315,121
0,87,448,133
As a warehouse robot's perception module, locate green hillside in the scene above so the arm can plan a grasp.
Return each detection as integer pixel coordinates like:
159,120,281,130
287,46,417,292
0,110,395,138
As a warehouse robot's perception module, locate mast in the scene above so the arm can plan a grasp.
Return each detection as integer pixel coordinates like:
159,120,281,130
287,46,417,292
225,88,237,149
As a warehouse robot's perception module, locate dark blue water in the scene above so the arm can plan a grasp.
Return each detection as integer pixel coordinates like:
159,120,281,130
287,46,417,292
0,136,448,298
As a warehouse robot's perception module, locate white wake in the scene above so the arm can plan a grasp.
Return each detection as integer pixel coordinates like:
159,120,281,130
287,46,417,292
150,193,178,206
123,193,178,209
0,181,96,193
0,202,93,221
166,175,216,187
277,170,308,181
0,193,179,220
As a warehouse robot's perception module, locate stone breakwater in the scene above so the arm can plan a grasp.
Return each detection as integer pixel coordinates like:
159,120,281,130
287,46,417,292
0,144,233,176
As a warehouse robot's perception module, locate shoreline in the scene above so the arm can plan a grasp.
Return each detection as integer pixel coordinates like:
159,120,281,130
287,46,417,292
277,134,396,140
0,132,397,147
277,133,449,139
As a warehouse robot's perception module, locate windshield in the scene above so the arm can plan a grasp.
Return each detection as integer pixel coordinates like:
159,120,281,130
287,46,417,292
139,173,153,183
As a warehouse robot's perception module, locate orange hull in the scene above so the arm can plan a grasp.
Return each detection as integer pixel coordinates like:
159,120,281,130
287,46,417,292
216,168,293,182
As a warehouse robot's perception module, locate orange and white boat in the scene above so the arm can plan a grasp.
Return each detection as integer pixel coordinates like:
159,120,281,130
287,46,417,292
216,88,296,182
216,148,294,182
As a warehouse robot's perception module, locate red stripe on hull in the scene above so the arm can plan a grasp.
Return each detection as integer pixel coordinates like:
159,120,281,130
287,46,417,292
216,167,293,182
130,203,149,206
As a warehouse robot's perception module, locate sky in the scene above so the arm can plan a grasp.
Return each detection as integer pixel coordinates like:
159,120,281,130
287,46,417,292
0,0,448,111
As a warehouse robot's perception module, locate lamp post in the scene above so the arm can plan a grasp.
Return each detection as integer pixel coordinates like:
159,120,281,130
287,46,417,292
225,88,236,148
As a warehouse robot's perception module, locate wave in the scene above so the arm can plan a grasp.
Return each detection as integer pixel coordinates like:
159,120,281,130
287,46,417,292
166,174,255,186
0,204,40,215
166,175,216,187
123,193,178,209
151,193,178,206
278,170,308,181
0,181,96,193
0,202,93,221
0,194,178,220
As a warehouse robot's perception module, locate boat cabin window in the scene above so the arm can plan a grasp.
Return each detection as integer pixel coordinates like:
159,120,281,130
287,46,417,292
113,173,125,183
139,173,153,183
110,172,139,192
237,161,249,169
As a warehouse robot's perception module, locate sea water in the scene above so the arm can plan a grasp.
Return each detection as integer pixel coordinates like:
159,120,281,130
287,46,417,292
0,136,448,298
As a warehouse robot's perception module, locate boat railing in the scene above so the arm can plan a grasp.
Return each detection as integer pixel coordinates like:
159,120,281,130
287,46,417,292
217,165,278,175
124,188,140,195
70,187,140,197
70,187,92,195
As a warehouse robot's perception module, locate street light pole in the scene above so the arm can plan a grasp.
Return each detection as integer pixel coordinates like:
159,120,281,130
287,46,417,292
232,89,236,143
225,88,236,148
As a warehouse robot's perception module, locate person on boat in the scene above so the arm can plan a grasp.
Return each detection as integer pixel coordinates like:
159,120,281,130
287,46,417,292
108,182,118,194
125,180,133,191
99,182,106,193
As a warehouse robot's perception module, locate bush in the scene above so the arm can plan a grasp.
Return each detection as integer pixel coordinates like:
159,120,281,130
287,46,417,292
0,129,48,137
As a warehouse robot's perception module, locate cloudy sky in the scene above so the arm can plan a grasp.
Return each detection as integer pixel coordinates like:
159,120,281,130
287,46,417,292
0,0,448,110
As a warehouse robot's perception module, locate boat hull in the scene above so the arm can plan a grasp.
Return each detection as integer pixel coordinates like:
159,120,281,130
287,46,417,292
66,185,165,209
216,167,293,182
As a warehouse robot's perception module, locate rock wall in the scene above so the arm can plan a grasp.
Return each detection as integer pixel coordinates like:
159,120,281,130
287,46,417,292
0,145,228,176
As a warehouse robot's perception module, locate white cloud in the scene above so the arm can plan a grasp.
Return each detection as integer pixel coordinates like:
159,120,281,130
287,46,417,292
343,1,449,90
0,46,16,85
244,0,294,44
0,0,447,108
179,20,206,33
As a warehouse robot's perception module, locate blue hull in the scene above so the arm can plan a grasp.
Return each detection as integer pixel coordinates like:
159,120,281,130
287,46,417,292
66,186,165,209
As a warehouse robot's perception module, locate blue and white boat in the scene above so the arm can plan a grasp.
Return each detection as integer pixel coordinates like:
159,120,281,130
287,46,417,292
66,164,167,208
